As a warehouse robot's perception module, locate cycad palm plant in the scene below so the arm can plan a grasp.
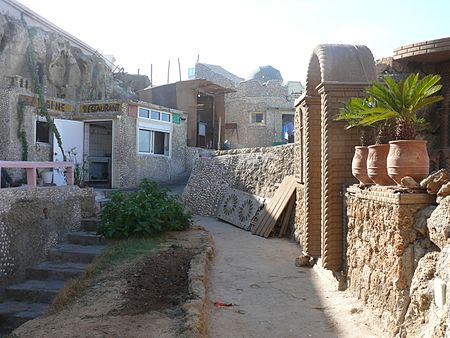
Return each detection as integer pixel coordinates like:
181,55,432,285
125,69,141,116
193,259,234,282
359,73,443,139
336,96,391,145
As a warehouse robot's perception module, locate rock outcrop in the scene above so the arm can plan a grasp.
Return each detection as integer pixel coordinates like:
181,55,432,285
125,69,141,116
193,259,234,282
427,196,450,250
0,14,142,101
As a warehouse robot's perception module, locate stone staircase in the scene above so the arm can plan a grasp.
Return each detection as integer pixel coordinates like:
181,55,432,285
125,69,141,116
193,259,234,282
0,217,103,334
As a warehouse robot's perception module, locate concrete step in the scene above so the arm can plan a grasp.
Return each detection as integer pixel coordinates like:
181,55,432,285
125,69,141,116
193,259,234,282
6,280,65,303
95,198,111,213
49,244,104,263
81,217,99,232
0,301,47,333
67,231,103,246
27,261,87,281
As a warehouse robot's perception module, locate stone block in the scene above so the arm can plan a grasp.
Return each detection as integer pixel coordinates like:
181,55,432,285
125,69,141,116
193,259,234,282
427,196,450,250
420,169,450,195
438,182,450,203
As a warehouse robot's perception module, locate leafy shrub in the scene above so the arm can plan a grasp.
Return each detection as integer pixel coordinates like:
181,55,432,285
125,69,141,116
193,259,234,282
97,179,191,239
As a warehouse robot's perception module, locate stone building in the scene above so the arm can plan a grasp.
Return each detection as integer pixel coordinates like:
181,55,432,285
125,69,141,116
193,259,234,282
194,63,303,149
0,0,189,188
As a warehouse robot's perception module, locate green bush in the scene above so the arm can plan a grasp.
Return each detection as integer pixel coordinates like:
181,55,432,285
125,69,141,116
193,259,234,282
97,179,192,239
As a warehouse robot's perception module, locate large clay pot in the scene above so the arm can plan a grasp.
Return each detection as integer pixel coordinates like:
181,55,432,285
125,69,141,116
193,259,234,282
387,140,429,185
352,146,372,185
367,144,395,185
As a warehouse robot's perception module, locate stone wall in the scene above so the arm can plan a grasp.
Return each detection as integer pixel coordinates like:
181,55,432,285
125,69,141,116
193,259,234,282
399,195,450,337
0,186,95,294
183,144,294,216
185,147,214,173
294,184,305,243
346,186,436,336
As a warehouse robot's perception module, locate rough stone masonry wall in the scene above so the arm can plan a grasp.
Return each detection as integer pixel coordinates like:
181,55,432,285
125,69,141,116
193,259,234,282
0,186,95,295
182,144,294,216
294,184,305,243
400,195,450,338
346,186,436,336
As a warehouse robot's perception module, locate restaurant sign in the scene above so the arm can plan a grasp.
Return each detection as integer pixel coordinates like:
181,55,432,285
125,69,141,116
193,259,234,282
80,103,121,113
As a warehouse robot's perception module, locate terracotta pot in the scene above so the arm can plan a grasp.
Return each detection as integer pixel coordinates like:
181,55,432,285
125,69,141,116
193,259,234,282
367,144,395,186
387,140,429,185
352,146,372,185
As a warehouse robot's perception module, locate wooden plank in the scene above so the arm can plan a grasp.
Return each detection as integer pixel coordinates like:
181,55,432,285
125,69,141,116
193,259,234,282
259,183,293,236
262,183,296,237
252,176,296,237
251,177,292,234
278,195,295,237
257,177,295,236
275,200,291,237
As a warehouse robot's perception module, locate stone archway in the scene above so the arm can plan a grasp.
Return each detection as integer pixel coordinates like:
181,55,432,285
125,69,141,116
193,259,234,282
295,44,376,271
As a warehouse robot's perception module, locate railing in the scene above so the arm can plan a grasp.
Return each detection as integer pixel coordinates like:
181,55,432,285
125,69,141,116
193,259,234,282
0,161,74,188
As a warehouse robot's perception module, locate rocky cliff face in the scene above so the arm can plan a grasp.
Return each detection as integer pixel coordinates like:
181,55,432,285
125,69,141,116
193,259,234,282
0,14,148,101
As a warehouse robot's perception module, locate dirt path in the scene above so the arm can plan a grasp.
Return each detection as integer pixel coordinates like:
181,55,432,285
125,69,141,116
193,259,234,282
195,216,381,338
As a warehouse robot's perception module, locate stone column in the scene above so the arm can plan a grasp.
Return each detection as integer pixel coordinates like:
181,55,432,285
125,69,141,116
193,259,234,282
298,95,322,256
318,82,367,271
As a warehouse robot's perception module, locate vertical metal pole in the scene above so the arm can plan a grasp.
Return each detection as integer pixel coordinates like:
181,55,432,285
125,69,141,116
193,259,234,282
218,116,222,150
167,60,170,84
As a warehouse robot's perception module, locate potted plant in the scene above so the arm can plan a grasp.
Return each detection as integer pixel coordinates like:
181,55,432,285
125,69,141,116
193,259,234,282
336,97,374,185
359,73,443,184
366,120,396,186
336,97,395,185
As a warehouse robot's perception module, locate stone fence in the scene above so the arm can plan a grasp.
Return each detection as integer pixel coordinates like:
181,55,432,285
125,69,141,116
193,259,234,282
0,186,95,295
183,144,294,216
346,185,449,337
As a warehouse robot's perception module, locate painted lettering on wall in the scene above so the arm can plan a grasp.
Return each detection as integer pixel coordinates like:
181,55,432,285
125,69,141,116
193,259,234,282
18,95,73,113
80,103,121,113
45,100,73,113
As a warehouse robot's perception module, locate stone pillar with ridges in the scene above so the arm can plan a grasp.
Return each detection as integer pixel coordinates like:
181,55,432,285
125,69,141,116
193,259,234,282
300,96,322,256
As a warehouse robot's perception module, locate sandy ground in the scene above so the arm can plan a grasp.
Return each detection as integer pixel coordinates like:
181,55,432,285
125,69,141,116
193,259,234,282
195,216,383,338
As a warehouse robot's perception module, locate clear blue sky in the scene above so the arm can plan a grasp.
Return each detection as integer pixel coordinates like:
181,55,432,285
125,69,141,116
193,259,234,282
17,0,450,85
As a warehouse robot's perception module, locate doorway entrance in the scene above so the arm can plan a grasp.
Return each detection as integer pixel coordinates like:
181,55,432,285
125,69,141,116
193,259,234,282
84,121,113,188
196,93,215,148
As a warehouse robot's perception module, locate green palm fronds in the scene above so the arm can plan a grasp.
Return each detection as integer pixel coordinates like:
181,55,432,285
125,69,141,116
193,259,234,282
336,73,443,140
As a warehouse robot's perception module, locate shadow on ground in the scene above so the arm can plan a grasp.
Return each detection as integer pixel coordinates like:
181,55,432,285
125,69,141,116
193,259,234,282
196,215,377,338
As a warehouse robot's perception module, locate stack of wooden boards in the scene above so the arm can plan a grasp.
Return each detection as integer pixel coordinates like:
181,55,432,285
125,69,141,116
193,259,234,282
251,175,297,238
